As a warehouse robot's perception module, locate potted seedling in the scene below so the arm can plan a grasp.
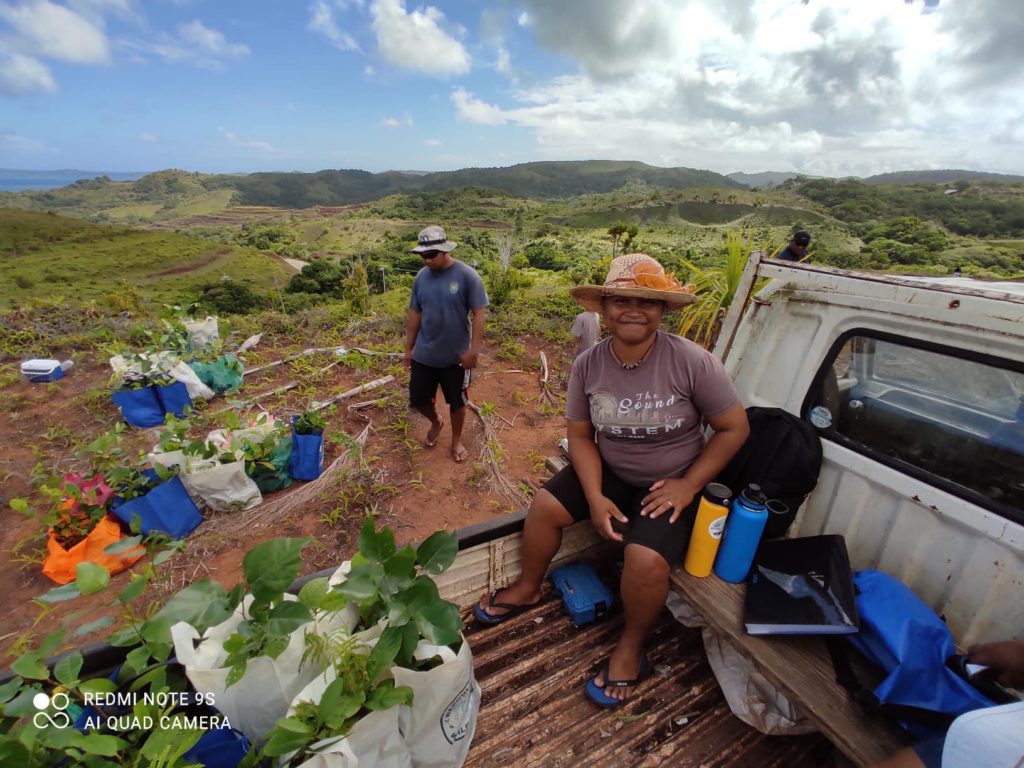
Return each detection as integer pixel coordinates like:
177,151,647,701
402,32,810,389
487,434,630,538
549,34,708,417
289,410,327,481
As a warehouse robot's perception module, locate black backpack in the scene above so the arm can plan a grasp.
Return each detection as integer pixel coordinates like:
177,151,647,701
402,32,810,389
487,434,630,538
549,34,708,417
715,407,823,539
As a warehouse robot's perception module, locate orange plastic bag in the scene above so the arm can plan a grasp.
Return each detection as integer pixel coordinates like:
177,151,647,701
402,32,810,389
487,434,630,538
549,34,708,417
42,516,145,585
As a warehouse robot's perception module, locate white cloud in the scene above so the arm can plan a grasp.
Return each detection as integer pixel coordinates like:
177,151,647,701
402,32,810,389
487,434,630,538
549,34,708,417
308,0,360,52
424,138,441,146
456,0,1024,175
495,46,511,75
0,0,109,64
0,53,57,95
382,114,412,127
451,88,506,126
178,20,249,58
139,131,156,142
364,64,376,76
120,19,250,68
221,128,274,153
370,0,470,77
0,129,53,154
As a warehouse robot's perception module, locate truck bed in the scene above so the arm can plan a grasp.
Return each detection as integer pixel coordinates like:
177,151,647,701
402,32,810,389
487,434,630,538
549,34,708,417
462,584,840,767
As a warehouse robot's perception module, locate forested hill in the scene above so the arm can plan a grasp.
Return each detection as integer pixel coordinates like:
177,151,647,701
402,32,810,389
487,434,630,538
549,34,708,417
231,161,742,207
863,169,1024,185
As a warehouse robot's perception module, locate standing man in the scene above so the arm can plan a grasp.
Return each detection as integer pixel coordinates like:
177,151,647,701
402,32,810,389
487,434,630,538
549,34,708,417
571,310,601,359
775,229,811,262
404,225,488,463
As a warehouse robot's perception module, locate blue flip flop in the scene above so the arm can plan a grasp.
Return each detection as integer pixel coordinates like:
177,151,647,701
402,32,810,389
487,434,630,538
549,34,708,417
585,655,651,709
472,590,541,624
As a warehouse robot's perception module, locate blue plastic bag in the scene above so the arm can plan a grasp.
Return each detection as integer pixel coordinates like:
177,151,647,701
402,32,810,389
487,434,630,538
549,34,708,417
113,475,203,539
111,387,164,428
848,570,997,738
289,416,324,481
156,381,192,418
182,722,251,768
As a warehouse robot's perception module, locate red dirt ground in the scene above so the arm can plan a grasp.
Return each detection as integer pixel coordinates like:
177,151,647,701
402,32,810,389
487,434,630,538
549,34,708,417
0,336,575,664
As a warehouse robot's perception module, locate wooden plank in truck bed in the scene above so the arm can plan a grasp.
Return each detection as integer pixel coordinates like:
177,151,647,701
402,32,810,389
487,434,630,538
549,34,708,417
463,585,841,767
669,568,912,766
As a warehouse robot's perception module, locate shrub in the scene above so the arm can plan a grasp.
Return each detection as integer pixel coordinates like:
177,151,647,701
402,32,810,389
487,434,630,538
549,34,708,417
198,279,265,314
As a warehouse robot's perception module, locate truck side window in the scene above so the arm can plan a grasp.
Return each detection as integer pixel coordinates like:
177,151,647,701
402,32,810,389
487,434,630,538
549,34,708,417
804,333,1024,523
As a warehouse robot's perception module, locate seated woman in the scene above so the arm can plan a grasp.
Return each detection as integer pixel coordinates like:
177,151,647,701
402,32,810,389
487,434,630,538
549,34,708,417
474,253,749,708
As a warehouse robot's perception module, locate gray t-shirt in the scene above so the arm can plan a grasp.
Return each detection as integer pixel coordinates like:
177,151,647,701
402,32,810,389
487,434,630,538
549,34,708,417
409,260,488,367
571,312,601,356
567,331,740,486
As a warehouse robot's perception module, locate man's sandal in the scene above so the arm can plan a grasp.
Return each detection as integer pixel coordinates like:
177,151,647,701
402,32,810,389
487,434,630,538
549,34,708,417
584,656,651,709
472,590,541,624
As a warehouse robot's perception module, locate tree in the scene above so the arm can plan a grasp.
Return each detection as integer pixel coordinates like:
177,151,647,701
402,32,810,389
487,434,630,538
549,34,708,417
608,223,628,257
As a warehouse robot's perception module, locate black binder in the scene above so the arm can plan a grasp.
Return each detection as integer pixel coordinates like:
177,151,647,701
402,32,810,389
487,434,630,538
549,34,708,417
743,535,859,636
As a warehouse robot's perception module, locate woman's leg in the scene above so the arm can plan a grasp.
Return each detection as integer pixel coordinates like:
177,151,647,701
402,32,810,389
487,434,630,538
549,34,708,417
478,489,575,615
594,543,670,701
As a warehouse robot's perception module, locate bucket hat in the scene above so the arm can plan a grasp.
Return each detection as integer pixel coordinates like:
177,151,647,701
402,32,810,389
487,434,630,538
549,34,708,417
410,225,458,253
570,253,697,312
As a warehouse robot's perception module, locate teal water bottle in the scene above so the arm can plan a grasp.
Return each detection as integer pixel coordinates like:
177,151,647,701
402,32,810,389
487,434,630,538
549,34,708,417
714,483,769,583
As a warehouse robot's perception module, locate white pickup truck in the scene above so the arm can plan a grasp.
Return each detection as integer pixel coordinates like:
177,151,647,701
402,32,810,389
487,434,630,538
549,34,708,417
447,254,1024,766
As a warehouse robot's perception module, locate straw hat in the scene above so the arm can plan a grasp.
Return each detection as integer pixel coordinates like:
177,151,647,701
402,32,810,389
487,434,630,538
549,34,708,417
570,253,697,312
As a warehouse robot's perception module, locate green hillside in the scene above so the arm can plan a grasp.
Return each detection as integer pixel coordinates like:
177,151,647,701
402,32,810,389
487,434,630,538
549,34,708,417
0,208,290,309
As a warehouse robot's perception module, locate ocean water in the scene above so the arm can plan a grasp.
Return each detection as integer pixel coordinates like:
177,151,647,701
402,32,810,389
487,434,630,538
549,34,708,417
0,172,146,193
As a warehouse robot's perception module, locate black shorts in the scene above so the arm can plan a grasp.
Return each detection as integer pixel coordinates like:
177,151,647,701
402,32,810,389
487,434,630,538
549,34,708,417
409,360,471,410
543,461,700,566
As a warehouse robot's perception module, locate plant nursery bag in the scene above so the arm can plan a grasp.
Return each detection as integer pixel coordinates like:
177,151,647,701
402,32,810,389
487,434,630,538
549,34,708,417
285,670,412,768
112,475,203,539
391,636,481,768
190,354,244,394
247,435,294,493
181,460,262,513
171,594,321,744
290,419,325,481
111,386,165,428
42,516,145,585
156,381,193,419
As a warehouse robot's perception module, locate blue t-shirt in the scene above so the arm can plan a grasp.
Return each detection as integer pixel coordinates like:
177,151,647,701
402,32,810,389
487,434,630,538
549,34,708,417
409,260,488,367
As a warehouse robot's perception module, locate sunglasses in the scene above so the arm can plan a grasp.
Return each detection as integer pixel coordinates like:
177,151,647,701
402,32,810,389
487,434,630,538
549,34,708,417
420,250,442,259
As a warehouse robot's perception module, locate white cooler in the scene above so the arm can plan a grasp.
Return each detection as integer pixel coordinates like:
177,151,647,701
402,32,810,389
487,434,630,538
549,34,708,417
21,359,65,383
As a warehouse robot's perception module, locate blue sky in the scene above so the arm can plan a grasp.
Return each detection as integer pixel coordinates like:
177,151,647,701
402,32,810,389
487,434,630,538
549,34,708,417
1,0,1023,177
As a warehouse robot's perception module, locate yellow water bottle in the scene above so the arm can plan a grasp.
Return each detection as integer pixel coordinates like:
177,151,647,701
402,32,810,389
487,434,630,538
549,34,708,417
684,483,732,577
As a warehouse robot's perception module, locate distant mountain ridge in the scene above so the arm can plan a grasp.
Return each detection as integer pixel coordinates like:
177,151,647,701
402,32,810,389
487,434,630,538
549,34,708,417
726,171,803,188
862,169,1024,185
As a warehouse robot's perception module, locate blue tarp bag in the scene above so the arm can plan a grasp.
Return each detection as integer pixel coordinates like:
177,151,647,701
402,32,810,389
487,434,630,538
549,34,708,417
113,475,203,539
156,381,192,418
181,721,251,768
111,386,164,428
835,570,998,739
289,416,324,481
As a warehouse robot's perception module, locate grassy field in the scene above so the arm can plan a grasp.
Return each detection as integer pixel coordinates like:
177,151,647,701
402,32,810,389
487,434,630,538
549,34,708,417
0,209,291,310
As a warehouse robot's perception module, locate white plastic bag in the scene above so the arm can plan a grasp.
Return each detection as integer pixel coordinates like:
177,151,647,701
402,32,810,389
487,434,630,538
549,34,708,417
147,448,186,472
184,316,219,349
288,671,412,768
109,352,215,401
170,595,318,743
391,637,480,768
180,460,262,512
701,629,817,736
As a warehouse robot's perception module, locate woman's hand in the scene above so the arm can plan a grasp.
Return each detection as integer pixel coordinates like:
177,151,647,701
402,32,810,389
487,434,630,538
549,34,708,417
589,495,628,542
641,478,698,524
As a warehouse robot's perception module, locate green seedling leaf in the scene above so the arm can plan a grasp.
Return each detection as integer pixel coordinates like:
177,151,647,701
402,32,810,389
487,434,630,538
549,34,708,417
9,498,31,517
117,575,148,603
122,646,152,678
0,742,30,764
266,601,312,636
415,530,458,575
38,583,82,603
414,600,463,647
263,720,315,757
263,633,289,660
381,546,416,594
106,624,142,647
75,562,111,596
12,652,49,680
73,732,126,756
366,626,403,681
75,615,115,638
359,518,396,562
366,681,414,711
140,727,202,761
0,676,24,704
39,629,66,657
153,547,178,566
297,577,330,611
243,538,310,603
103,535,143,555
153,578,241,633
78,678,117,696
334,571,380,604
54,651,83,686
